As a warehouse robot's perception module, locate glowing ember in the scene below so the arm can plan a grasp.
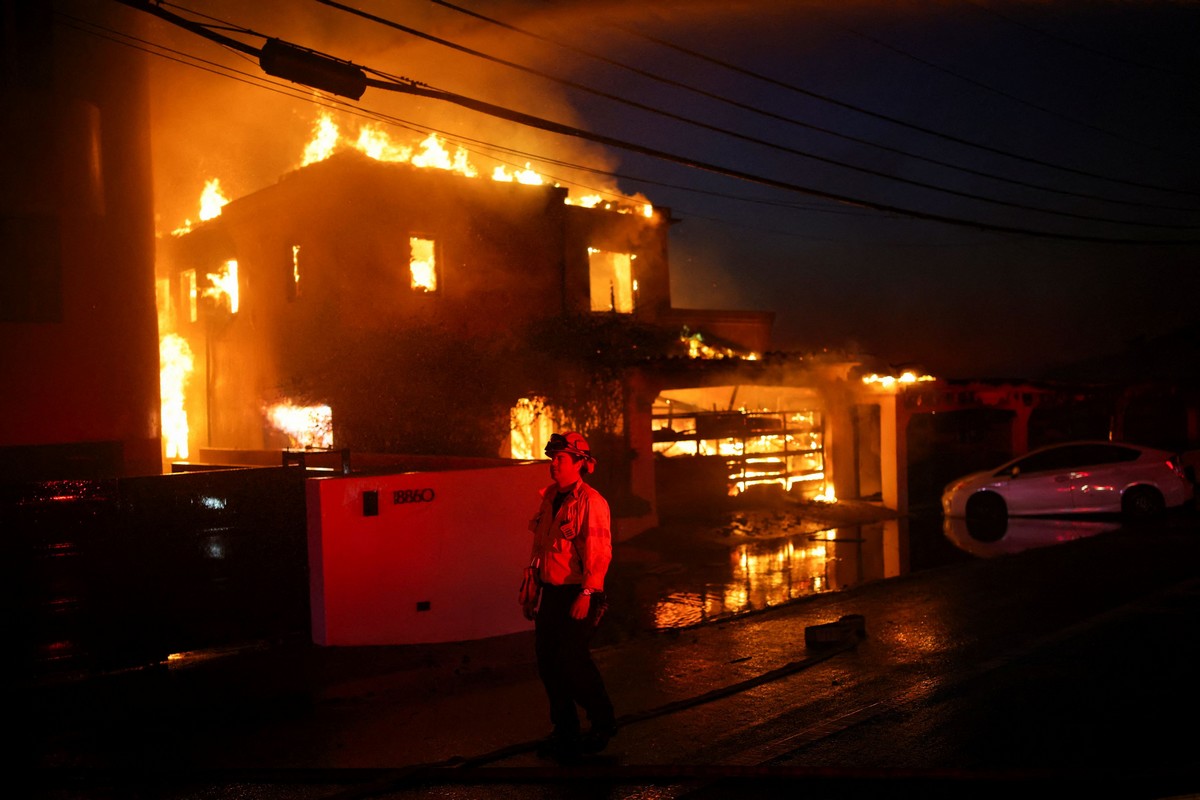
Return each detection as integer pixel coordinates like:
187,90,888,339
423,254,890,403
813,487,837,503
204,260,239,313
862,371,937,389
266,402,333,449
681,328,759,360
159,333,194,459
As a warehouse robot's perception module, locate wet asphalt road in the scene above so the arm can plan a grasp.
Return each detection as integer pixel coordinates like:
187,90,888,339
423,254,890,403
23,508,1200,799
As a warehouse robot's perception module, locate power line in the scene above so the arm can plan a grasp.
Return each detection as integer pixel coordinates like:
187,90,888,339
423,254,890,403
373,77,1200,243
824,9,1164,154
964,0,1194,80
108,0,1200,244
611,20,1200,201
71,9,867,224
308,0,1196,230
424,0,1196,215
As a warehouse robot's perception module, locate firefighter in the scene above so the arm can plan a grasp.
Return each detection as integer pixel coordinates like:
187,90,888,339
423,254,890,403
522,431,617,761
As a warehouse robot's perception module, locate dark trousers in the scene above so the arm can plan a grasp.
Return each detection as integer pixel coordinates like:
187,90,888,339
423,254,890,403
534,583,615,736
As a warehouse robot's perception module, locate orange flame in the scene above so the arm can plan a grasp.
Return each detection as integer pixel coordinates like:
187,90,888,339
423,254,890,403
171,178,230,236
294,110,650,212
265,402,333,449
178,112,658,236
159,333,194,459
492,163,544,185
861,371,937,390
302,113,340,166
198,179,228,221
681,328,759,360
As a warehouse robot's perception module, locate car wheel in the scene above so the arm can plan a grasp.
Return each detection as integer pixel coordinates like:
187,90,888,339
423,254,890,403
965,492,1007,541
965,491,1006,520
1122,485,1165,520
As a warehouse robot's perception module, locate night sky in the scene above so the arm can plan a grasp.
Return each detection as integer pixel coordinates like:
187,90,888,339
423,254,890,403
91,0,1200,380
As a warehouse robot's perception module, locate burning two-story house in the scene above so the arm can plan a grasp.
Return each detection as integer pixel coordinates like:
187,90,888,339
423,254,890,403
156,118,916,538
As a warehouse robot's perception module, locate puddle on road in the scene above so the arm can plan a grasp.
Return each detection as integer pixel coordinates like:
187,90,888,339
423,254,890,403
610,507,912,634
609,506,1122,637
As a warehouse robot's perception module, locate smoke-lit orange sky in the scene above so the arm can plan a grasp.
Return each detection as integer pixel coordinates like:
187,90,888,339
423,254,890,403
98,0,1200,380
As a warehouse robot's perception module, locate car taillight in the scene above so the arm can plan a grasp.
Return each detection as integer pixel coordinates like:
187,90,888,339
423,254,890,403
1166,458,1186,478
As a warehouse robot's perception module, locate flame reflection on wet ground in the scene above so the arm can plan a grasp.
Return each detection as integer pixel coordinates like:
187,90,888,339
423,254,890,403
608,507,920,637
606,505,1121,639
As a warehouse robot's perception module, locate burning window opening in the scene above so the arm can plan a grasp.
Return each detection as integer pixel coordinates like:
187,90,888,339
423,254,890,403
203,260,239,313
508,397,558,460
265,402,333,450
159,333,194,460
588,248,635,313
290,245,301,300
409,237,437,293
681,328,759,360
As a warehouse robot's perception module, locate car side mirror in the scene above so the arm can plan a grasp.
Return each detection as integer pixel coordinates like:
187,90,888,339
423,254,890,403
1010,466,1021,478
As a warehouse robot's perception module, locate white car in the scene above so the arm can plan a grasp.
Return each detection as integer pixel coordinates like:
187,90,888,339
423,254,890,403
941,440,1194,520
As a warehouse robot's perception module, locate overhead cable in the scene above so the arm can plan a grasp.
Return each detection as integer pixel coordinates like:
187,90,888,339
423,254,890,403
110,0,1200,244
311,0,1195,229
612,22,1200,200
425,0,1195,214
